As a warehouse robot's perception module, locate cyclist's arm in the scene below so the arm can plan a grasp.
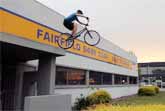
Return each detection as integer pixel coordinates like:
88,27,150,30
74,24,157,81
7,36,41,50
76,14,88,18
76,14,89,25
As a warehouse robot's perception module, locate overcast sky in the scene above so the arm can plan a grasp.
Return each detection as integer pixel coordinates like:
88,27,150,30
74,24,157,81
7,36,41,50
36,0,165,63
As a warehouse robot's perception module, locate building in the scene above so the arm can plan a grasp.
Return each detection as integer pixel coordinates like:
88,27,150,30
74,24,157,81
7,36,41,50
0,0,138,111
138,62,165,88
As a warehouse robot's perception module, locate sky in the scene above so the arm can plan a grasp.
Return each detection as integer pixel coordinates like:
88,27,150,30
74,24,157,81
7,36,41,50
36,0,165,63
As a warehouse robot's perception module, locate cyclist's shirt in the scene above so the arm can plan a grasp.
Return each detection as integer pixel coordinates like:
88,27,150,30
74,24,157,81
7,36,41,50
64,13,78,23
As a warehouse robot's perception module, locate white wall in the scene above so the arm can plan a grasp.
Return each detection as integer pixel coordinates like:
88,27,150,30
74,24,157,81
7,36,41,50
56,53,138,77
55,85,139,105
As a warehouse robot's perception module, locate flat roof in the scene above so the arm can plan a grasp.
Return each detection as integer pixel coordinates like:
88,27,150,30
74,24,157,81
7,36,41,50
138,62,165,67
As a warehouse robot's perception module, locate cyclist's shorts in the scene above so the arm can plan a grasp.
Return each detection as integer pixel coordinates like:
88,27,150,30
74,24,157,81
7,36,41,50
63,20,74,31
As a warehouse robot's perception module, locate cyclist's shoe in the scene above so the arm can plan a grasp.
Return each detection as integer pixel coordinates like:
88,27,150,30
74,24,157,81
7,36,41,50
75,33,81,37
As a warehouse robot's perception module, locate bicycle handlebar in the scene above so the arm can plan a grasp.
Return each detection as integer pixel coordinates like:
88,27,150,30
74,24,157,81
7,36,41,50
78,16,89,26
85,17,89,26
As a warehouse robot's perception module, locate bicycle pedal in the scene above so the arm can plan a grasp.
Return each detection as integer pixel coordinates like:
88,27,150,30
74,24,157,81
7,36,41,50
76,34,81,37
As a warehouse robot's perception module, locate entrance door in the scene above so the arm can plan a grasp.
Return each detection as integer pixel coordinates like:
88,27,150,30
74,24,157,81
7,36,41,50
23,72,38,97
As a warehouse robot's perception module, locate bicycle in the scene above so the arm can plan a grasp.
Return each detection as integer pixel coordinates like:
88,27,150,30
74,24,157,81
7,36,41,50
57,18,101,49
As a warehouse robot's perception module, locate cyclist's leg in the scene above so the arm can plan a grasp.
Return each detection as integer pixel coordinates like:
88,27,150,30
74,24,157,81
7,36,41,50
71,22,77,37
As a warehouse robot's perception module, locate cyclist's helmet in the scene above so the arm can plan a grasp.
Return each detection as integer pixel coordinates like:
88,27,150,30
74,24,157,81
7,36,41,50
77,10,83,14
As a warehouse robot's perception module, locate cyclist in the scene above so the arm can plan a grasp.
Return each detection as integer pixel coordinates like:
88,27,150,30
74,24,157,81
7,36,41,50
63,10,89,37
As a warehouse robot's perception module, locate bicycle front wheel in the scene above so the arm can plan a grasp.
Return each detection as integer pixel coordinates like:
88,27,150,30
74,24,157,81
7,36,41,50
57,33,74,49
84,30,100,46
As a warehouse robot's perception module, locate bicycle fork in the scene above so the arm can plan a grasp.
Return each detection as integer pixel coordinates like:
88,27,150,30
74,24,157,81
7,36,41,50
87,30,93,39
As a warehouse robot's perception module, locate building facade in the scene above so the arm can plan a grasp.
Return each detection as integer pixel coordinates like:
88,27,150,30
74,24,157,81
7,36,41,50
55,36,138,104
138,62,165,88
0,0,138,110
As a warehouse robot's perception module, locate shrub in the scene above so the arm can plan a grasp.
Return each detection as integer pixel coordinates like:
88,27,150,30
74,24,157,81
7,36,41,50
74,90,112,110
154,86,160,93
87,90,112,105
138,86,156,96
74,94,90,110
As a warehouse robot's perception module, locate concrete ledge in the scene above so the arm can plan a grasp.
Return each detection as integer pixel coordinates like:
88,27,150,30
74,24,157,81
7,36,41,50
0,32,65,56
24,94,71,111
55,84,139,89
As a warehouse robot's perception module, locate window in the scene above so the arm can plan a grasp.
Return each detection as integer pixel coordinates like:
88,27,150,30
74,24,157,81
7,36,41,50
89,71,101,85
89,71,112,85
56,67,86,85
102,73,112,85
114,75,121,84
121,76,127,84
55,67,67,85
67,69,85,85
161,76,165,82
56,67,132,86
129,77,137,84
114,75,127,84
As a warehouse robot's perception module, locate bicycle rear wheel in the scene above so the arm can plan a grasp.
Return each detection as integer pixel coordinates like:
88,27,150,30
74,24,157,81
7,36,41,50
84,30,100,46
57,33,74,49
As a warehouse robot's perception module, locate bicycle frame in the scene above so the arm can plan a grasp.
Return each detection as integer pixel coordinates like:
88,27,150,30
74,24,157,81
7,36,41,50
73,26,89,39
